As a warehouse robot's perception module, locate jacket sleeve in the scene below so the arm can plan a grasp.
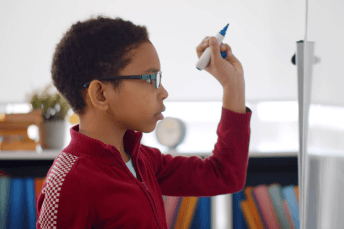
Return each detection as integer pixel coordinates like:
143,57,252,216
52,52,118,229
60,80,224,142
36,160,95,229
148,106,252,197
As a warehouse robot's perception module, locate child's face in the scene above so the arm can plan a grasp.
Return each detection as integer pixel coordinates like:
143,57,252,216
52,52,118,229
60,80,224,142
90,41,169,133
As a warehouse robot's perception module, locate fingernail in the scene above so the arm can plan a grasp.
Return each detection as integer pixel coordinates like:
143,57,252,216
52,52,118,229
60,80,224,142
211,39,217,44
227,50,231,55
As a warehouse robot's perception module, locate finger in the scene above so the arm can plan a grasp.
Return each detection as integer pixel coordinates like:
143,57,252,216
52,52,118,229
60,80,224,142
221,43,232,54
196,37,210,58
209,37,222,64
220,43,236,61
220,43,226,52
220,44,243,75
202,36,210,43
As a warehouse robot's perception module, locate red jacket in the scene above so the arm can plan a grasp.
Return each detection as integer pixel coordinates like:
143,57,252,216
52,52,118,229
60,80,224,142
36,106,252,229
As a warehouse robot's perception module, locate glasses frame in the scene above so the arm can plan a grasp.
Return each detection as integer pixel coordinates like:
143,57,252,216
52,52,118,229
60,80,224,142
83,71,162,89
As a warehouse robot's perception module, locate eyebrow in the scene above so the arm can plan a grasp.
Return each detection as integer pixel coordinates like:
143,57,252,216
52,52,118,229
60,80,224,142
143,68,160,74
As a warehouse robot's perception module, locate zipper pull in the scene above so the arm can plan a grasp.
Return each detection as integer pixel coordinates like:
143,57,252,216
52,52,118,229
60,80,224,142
142,182,150,192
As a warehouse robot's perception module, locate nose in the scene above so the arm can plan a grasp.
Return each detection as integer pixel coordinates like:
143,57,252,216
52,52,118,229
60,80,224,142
159,84,168,100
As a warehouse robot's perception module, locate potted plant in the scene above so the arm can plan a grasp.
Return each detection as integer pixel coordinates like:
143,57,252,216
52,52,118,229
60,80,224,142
25,83,71,149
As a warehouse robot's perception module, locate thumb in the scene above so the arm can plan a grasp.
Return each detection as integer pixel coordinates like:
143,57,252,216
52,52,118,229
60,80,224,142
209,37,222,64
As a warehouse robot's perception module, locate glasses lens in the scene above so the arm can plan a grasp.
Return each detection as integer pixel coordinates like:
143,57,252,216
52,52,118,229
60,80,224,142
156,72,161,89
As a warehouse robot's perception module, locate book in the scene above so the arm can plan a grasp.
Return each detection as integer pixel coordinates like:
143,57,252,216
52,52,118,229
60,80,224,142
243,186,265,229
268,183,291,229
190,197,211,229
181,196,198,229
233,190,248,229
0,109,42,124
240,200,258,229
174,197,192,229
283,200,296,229
35,177,46,204
25,178,37,229
252,185,280,229
165,196,182,229
7,178,26,228
0,176,10,229
295,186,299,203
282,186,299,229
0,109,42,151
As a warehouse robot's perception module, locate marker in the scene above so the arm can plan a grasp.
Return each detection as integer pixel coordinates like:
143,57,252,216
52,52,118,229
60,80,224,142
196,23,229,70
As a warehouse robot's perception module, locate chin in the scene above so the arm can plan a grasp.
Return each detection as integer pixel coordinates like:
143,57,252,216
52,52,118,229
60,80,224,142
136,122,157,134
142,126,156,134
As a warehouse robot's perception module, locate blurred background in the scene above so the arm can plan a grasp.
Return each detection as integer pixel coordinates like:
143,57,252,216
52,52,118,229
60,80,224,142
1,0,344,229
0,0,307,154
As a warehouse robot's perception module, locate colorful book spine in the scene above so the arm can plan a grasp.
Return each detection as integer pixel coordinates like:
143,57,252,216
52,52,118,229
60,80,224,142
252,185,280,229
282,186,299,229
244,187,265,229
233,190,248,229
8,178,26,228
181,197,198,229
190,197,211,229
0,176,10,229
174,197,193,229
240,184,299,229
1,176,43,229
35,177,46,205
240,200,258,229
283,200,296,229
25,177,37,229
268,183,291,229
164,196,182,229
295,186,299,203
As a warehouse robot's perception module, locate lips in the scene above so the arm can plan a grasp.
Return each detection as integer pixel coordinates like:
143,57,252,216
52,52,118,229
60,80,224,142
156,105,166,115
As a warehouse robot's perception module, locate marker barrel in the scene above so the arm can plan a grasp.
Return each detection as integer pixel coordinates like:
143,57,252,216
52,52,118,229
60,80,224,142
196,33,225,70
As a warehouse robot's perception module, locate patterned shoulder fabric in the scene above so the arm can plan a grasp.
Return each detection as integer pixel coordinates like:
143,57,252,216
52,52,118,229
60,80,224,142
38,153,79,228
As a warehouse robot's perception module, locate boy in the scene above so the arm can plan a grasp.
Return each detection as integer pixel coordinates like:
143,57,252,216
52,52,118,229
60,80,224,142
36,15,252,228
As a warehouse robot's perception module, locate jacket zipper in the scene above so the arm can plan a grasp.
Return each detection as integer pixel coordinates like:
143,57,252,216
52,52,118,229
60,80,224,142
119,154,164,229
142,181,164,229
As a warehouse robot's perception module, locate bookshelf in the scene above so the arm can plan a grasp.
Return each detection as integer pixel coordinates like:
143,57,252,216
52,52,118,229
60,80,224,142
0,150,298,178
0,150,298,182
0,150,298,229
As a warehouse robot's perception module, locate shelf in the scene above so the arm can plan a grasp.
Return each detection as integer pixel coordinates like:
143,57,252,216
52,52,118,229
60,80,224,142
0,150,298,186
0,150,298,160
0,150,60,160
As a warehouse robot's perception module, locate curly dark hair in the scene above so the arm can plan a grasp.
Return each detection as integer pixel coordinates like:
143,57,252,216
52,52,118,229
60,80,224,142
51,15,150,117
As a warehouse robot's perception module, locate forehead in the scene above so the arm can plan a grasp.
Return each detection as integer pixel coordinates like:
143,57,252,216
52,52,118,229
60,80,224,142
123,42,161,74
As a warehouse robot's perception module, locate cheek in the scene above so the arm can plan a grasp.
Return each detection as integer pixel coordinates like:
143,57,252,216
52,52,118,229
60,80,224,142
140,93,156,115
126,90,154,115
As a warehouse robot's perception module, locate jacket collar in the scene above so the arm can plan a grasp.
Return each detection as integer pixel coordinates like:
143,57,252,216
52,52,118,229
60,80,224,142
63,124,143,166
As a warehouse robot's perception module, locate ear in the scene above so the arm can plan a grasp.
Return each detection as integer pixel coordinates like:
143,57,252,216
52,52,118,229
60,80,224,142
88,81,109,111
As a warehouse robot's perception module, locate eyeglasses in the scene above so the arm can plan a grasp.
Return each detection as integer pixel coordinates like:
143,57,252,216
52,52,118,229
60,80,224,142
83,71,162,89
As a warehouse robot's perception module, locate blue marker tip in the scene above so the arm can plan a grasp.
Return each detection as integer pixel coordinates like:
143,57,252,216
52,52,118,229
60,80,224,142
220,23,229,36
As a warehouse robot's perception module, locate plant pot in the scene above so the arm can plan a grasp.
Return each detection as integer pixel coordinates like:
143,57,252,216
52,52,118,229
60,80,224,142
39,120,67,149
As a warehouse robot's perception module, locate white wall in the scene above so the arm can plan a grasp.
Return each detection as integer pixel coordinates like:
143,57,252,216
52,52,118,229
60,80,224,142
0,0,305,103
